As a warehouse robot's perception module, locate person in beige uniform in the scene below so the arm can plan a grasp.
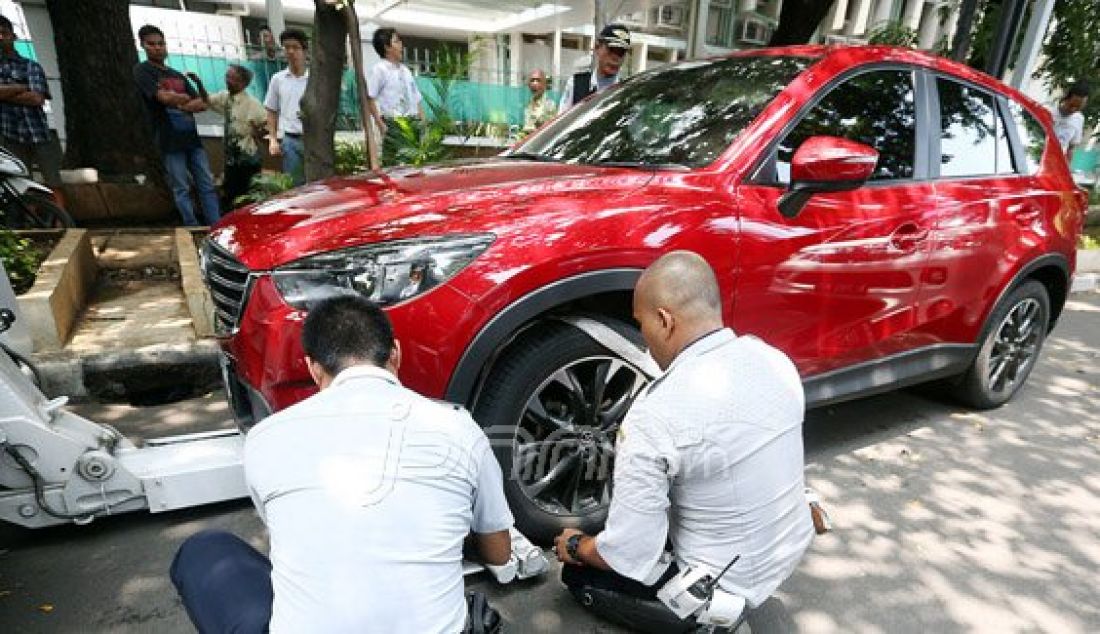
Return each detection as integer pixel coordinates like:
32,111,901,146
195,64,266,209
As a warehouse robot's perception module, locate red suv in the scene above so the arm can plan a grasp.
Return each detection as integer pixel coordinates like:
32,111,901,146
203,46,1086,541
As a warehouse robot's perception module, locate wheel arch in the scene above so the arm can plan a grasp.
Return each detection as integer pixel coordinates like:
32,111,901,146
444,268,641,407
990,254,1069,333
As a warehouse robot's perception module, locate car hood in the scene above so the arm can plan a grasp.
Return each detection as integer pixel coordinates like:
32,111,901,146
208,158,655,270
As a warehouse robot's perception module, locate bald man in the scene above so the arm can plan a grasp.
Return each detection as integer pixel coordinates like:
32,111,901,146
522,69,557,135
552,251,814,633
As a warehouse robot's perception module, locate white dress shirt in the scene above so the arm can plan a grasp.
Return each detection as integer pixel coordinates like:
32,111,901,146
367,60,422,118
245,365,514,633
263,68,308,136
596,329,813,607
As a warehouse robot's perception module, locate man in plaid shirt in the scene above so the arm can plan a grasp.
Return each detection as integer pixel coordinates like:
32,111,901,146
0,15,60,189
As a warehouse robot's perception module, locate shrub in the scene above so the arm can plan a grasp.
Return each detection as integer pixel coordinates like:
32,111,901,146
234,172,296,206
0,228,41,294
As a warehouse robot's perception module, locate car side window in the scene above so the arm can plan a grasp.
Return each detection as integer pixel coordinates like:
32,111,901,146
775,69,916,183
937,78,1008,177
1006,101,1046,175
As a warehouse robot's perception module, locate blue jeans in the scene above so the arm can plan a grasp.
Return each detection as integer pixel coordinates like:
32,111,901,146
170,530,272,633
281,135,305,186
163,147,221,226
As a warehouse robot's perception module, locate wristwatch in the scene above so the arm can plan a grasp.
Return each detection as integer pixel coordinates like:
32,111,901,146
565,533,583,562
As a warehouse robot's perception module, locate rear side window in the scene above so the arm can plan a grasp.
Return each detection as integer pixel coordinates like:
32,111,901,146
937,78,1012,177
1007,101,1046,174
776,69,917,182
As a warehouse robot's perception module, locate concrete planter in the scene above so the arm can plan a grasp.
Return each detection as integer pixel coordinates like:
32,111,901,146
176,228,215,338
17,229,97,352
1078,249,1100,273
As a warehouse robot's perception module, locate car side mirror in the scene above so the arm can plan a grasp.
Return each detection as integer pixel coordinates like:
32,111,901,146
777,136,879,218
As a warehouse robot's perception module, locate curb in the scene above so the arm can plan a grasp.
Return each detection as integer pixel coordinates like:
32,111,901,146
34,339,221,402
1071,272,1099,295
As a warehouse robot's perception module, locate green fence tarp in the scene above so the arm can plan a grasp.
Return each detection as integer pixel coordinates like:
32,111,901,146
154,53,555,128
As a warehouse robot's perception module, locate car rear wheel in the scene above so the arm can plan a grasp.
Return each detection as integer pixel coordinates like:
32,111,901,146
954,280,1049,410
474,320,649,545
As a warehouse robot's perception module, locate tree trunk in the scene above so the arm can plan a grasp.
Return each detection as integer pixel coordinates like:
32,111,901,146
768,0,837,46
300,1,347,182
44,0,162,181
343,5,379,170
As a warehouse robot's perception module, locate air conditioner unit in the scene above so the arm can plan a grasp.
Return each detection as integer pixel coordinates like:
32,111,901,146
654,5,686,29
739,18,769,45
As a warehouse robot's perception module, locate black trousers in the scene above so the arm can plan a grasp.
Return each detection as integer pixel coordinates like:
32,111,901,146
222,161,261,211
561,563,702,633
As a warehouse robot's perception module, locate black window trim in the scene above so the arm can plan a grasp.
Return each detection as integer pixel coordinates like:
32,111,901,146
927,71,1032,182
747,62,932,189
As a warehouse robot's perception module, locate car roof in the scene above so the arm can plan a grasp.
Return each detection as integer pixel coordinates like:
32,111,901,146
724,44,1046,116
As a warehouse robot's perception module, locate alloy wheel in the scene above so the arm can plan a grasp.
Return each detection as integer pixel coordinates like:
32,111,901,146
511,355,648,516
986,297,1042,397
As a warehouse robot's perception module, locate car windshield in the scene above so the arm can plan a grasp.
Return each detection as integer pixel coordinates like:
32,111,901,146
512,55,814,169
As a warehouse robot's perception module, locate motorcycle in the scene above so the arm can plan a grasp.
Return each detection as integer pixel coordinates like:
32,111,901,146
0,145,73,228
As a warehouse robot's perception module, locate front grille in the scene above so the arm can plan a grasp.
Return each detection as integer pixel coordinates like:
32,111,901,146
201,240,252,335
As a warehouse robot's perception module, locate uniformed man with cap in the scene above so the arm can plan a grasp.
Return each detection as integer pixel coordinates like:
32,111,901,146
558,23,631,113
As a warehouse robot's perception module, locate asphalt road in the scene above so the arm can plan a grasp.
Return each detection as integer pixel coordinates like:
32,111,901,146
2,292,1099,633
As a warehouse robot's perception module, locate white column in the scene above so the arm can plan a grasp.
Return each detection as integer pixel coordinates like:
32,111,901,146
847,0,874,36
917,3,939,49
510,31,523,86
903,0,924,31
669,47,679,63
827,0,850,32
690,0,709,59
634,41,648,73
265,0,286,38
1010,0,1055,89
552,28,562,87
871,0,895,29
739,0,757,11
939,6,961,48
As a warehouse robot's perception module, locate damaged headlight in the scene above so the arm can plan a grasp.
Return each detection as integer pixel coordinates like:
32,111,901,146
271,234,495,309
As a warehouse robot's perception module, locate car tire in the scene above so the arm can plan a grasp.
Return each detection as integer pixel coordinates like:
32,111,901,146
953,280,1049,410
473,319,650,545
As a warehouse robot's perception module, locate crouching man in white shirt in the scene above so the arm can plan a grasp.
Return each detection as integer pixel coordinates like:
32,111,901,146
553,251,814,633
170,295,513,633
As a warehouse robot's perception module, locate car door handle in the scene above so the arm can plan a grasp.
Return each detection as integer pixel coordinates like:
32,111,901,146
889,223,928,251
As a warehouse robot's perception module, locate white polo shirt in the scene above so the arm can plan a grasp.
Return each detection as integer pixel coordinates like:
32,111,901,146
245,365,514,633
264,68,309,136
367,60,421,118
596,329,814,608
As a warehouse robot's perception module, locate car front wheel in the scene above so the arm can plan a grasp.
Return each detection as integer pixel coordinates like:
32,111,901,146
474,320,650,544
954,280,1050,409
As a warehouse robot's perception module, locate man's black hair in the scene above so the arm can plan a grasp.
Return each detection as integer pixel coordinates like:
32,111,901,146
372,27,397,58
301,295,394,376
0,15,14,33
280,28,309,50
228,63,253,86
258,24,272,33
1065,81,1091,100
137,24,164,44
